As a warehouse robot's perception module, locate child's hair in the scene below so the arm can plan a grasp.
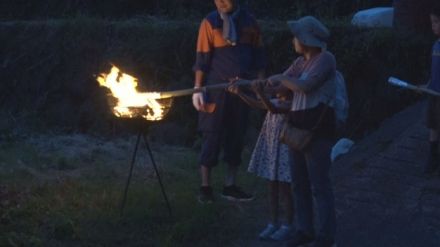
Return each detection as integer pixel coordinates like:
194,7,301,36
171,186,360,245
430,3,440,17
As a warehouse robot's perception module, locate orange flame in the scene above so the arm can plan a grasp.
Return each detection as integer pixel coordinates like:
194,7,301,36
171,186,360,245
97,66,167,121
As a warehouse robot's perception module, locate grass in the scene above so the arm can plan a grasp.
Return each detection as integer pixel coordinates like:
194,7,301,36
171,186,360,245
0,135,266,247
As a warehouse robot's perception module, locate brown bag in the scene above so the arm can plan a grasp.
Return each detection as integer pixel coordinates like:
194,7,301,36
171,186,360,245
279,122,314,151
279,105,329,151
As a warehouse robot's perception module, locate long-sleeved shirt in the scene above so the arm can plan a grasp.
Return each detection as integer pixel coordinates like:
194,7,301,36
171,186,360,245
283,51,337,111
193,9,266,84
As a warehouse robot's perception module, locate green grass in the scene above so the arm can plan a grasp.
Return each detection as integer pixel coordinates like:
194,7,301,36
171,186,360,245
0,137,265,246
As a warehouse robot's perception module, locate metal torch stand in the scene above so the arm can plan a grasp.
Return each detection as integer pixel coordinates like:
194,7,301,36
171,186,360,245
120,125,172,217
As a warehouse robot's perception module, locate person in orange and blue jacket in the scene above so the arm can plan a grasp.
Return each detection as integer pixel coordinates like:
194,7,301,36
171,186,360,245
191,0,266,204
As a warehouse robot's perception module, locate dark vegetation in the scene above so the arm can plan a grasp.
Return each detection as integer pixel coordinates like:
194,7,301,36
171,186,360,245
0,18,433,144
1,1,438,246
1,0,391,21
0,0,434,144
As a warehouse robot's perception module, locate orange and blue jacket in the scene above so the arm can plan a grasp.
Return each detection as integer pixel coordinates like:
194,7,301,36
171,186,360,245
193,9,266,84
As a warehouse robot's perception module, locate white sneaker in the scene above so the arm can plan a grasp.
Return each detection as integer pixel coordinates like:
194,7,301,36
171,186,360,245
258,224,278,240
270,224,293,241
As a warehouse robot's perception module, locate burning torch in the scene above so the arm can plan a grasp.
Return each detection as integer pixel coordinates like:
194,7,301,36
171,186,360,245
97,66,253,121
388,77,440,97
97,66,254,216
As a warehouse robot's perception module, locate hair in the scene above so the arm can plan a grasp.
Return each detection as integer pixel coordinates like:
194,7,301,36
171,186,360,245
430,4,440,17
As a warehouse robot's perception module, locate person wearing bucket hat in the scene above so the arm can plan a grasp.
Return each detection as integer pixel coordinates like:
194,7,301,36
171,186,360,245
287,16,329,51
266,16,337,247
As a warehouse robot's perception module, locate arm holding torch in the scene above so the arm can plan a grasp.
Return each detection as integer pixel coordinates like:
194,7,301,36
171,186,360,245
227,79,291,114
227,80,269,110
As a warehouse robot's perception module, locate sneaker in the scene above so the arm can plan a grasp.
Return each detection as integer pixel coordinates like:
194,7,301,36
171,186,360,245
286,231,314,247
270,224,293,241
221,185,254,202
198,186,214,204
258,223,278,240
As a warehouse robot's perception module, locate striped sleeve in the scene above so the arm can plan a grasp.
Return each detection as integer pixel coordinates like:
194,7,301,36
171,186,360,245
193,19,213,72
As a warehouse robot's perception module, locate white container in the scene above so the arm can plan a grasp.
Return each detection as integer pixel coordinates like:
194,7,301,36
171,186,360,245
351,7,394,28
331,138,355,163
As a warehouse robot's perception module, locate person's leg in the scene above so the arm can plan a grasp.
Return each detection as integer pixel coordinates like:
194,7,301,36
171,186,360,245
279,181,294,225
222,155,253,201
199,132,221,185
269,181,294,241
430,130,439,142
200,165,211,187
304,139,336,243
269,181,280,225
429,129,439,158
224,163,237,187
221,165,254,201
429,129,439,155
221,93,253,201
198,132,221,203
426,97,440,173
258,180,280,240
290,150,313,235
223,92,248,186
287,150,315,247
427,129,440,174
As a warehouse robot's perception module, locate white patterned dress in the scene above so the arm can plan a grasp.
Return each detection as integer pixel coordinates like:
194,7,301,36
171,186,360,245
248,100,292,182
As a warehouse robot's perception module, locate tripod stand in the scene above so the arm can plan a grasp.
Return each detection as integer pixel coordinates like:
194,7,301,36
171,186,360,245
119,124,172,217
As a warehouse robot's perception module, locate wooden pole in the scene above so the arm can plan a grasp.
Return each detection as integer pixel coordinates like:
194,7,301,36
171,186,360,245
388,77,440,97
158,79,252,99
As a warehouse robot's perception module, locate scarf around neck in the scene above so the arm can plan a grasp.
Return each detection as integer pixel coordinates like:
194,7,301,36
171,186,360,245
219,6,240,46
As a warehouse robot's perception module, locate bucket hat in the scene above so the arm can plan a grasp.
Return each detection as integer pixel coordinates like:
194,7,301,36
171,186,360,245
287,16,330,50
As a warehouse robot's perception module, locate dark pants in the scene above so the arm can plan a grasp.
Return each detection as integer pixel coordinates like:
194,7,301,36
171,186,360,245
290,138,336,240
198,91,249,167
426,96,440,131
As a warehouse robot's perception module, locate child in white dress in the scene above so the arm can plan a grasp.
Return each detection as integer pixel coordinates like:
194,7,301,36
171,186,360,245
228,80,294,241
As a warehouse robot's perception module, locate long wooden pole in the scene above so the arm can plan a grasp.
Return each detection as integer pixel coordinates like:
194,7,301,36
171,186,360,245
158,79,252,99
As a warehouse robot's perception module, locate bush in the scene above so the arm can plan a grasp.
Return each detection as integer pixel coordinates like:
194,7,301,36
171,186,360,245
0,17,433,143
0,0,392,21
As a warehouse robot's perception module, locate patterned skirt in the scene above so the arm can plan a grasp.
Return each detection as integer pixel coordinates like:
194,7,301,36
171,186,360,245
248,112,292,182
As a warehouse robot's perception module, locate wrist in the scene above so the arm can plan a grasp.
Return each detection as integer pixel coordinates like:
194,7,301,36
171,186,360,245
193,87,203,95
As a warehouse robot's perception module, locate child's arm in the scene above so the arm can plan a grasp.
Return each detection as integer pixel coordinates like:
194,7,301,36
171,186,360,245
252,81,291,114
227,84,267,110
256,92,291,114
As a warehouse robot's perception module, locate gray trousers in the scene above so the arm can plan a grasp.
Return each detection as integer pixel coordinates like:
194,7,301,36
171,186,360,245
290,138,336,240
